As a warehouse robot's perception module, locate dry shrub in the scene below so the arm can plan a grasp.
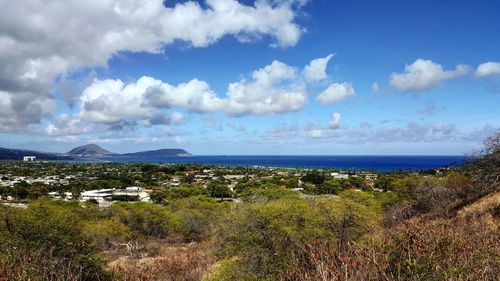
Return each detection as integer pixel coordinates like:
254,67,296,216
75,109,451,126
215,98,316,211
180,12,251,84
109,241,214,281
282,214,499,281
380,216,499,280
281,240,388,281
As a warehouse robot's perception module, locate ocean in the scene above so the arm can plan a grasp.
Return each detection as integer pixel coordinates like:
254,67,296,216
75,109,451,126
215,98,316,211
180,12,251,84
80,155,466,172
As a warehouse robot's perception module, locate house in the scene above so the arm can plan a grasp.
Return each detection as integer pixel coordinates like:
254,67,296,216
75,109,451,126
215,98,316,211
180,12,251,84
223,175,246,180
23,156,36,162
365,173,378,180
114,186,150,202
80,189,114,203
331,172,349,179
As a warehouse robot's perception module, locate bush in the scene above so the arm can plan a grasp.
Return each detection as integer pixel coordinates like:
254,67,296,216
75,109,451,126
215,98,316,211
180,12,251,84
212,192,383,279
239,187,300,203
168,197,226,241
0,202,110,280
82,218,132,250
110,202,185,238
213,197,330,279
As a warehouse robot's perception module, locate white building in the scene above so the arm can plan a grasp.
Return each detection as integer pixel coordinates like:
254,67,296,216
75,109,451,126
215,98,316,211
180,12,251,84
23,156,36,162
79,187,150,203
80,189,114,203
114,186,150,202
331,172,349,179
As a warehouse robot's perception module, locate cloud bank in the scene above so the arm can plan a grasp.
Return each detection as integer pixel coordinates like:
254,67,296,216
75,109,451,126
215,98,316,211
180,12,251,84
0,0,308,131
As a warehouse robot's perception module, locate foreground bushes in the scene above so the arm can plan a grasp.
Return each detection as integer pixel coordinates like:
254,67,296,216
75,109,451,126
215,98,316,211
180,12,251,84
110,202,185,238
209,191,383,280
282,213,499,281
0,201,110,281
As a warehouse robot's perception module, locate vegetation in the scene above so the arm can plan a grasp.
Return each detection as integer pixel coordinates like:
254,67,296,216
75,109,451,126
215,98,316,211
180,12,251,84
0,132,498,280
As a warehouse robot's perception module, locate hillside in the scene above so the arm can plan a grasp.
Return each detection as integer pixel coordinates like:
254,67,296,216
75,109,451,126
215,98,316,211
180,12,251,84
0,147,69,160
67,144,113,156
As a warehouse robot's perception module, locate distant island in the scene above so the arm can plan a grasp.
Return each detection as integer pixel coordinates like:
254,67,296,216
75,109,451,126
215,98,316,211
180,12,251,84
0,144,191,160
121,148,191,157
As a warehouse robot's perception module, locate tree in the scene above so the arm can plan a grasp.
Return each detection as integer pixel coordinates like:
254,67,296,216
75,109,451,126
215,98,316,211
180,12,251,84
27,182,49,199
466,131,500,199
374,175,394,191
301,170,325,185
207,181,232,199
181,173,195,184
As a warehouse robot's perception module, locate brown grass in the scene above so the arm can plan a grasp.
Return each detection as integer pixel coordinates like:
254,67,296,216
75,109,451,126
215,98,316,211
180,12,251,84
107,240,215,281
282,198,500,281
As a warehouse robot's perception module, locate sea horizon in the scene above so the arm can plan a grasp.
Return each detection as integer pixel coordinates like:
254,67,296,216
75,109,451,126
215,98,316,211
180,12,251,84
71,155,466,172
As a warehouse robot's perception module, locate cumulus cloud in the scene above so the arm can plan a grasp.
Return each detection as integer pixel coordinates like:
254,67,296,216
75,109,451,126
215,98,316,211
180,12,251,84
303,54,334,81
44,76,192,135
45,115,90,137
389,59,470,91
79,77,160,124
49,58,312,135
143,79,225,113
371,82,380,92
476,62,500,77
316,82,355,105
0,0,308,131
329,112,341,129
226,60,307,115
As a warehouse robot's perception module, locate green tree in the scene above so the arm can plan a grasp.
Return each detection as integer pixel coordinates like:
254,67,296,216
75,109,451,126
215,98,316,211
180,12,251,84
301,170,325,185
207,181,232,199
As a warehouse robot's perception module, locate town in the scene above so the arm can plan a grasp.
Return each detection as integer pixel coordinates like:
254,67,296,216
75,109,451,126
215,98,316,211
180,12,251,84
0,159,392,205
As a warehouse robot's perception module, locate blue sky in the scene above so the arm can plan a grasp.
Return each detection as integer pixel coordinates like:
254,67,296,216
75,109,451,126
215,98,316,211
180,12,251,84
0,0,499,155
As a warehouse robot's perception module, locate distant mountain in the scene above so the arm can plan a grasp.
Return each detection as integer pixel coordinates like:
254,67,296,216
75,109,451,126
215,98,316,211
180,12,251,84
0,147,71,160
121,148,191,157
0,144,190,160
67,144,112,156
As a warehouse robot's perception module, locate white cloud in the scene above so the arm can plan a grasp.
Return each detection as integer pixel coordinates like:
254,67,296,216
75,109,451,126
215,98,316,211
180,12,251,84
303,54,333,81
316,82,355,105
45,115,90,137
225,60,307,115
79,77,158,124
0,0,308,131
329,112,341,129
44,76,194,135
144,79,225,113
53,59,310,134
389,59,469,91
371,82,380,92
476,62,500,77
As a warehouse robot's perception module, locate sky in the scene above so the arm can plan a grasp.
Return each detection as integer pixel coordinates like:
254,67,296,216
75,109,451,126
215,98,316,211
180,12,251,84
0,0,499,155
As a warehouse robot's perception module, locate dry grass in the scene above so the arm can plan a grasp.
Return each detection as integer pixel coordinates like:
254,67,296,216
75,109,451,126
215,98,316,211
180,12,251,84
457,191,500,230
107,240,215,281
282,193,500,281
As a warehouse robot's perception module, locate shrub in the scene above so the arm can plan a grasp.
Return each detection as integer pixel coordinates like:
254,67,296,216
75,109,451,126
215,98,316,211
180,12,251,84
0,202,110,280
239,187,300,203
213,197,331,279
168,197,226,241
82,218,133,250
110,202,185,238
